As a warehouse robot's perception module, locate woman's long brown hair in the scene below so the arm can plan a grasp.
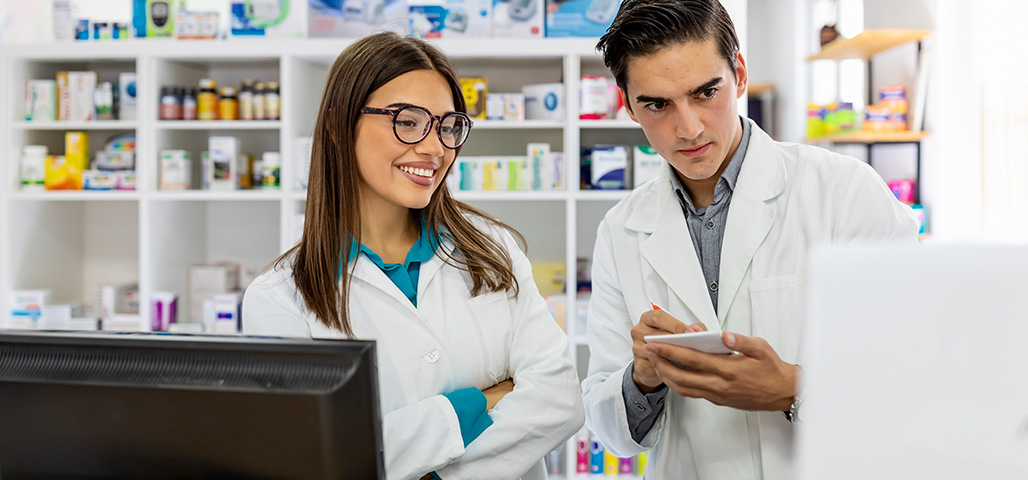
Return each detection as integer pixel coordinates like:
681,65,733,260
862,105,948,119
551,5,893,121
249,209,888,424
276,32,524,338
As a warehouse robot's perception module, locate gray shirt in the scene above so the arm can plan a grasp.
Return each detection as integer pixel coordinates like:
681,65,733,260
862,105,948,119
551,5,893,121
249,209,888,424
622,117,752,443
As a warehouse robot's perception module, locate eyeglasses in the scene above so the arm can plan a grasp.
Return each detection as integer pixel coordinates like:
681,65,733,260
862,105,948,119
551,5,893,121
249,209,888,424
360,104,473,149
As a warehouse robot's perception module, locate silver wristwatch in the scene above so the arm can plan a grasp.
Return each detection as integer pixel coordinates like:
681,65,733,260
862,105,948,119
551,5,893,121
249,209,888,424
783,365,804,423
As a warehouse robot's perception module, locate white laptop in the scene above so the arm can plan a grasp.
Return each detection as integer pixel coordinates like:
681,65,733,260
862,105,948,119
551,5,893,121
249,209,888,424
797,245,1028,480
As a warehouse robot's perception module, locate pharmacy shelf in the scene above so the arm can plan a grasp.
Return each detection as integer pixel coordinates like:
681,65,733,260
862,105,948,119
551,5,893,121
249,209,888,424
155,120,282,130
576,190,631,201
8,191,141,201
148,190,287,201
579,120,640,129
473,120,565,130
454,191,569,202
12,121,138,130
806,29,932,61
807,131,930,144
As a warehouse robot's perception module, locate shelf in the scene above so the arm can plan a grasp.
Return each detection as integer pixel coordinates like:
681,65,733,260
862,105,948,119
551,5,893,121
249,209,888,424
806,29,932,61
8,191,140,201
454,191,568,202
807,131,930,144
579,120,640,129
473,120,564,130
149,190,287,201
12,121,138,130
575,190,631,201
748,83,775,97
155,120,282,130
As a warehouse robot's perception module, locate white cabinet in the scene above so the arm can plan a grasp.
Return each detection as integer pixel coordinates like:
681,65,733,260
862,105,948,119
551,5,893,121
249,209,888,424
2,38,652,475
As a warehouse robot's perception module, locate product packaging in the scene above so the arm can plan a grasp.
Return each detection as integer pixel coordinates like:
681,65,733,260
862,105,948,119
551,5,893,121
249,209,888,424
175,10,219,39
230,0,307,38
160,150,192,189
207,136,239,190
460,77,488,119
187,263,241,322
591,144,627,190
308,0,408,38
545,0,621,37
119,72,138,121
492,0,542,37
632,145,663,188
503,93,525,120
24,80,56,122
486,94,505,120
408,0,492,38
68,72,97,122
522,82,564,121
151,291,179,331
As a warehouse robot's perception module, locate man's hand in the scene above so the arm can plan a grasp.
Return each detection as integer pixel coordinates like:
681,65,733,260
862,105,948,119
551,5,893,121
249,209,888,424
482,379,514,410
630,309,707,393
643,331,798,411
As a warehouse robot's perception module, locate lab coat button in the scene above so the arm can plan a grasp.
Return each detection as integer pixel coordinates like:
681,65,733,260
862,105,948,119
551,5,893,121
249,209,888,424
424,350,440,364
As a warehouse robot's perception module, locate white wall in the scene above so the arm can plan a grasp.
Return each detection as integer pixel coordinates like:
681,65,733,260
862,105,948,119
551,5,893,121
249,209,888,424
746,0,808,142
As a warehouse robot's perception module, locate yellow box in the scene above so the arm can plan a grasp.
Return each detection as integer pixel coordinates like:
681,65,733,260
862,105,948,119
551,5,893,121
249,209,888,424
460,77,487,120
44,155,74,190
65,131,89,189
531,262,565,295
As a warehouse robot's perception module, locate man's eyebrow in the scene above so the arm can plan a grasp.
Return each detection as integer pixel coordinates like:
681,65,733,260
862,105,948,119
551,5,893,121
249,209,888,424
633,77,725,104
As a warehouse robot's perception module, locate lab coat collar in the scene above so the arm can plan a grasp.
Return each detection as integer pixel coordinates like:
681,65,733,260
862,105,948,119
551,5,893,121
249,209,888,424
628,119,786,327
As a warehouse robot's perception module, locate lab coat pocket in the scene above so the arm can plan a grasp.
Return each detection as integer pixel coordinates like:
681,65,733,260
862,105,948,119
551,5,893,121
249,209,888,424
470,291,513,382
748,274,804,364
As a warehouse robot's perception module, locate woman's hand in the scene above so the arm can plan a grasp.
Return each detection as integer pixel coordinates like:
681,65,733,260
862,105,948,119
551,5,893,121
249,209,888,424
482,379,514,410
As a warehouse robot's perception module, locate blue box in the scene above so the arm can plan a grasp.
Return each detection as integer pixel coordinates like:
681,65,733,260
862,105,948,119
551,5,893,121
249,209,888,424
545,0,621,37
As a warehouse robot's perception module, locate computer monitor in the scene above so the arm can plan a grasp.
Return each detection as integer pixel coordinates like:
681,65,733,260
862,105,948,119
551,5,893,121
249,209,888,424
798,245,1028,479
0,331,384,480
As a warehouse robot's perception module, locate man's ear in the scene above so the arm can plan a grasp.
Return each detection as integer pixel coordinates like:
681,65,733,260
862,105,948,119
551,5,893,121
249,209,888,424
734,52,748,99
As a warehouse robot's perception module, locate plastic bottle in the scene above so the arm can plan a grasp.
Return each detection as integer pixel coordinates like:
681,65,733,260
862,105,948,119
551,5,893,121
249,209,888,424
261,152,280,189
253,82,266,120
265,81,280,121
181,87,198,120
239,79,255,121
197,79,218,121
218,86,238,121
20,145,48,191
159,86,182,120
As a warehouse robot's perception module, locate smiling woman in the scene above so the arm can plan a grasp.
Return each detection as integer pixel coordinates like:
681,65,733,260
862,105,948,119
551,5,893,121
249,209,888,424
240,32,584,480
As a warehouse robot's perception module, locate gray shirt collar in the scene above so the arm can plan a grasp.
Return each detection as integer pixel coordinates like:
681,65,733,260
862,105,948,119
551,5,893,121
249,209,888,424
670,117,751,212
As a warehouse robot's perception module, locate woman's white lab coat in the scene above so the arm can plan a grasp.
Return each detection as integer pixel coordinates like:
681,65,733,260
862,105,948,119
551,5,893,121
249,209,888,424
243,221,585,480
581,119,920,480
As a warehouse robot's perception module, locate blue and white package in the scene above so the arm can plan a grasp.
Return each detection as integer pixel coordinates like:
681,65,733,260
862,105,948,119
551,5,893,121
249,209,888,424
230,0,306,38
409,0,492,38
309,0,408,37
522,83,564,121
591,144,627,190
545,0,622,37
492,0,542,37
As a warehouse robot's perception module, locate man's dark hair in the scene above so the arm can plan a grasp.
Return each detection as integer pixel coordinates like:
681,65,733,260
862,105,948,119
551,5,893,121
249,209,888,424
597,0,740,94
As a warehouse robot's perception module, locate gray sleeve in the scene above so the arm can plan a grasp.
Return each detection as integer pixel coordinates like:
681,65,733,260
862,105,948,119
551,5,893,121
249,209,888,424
621,361,669,444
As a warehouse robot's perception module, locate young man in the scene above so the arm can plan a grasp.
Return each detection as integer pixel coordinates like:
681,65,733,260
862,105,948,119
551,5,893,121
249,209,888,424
580,1,919,478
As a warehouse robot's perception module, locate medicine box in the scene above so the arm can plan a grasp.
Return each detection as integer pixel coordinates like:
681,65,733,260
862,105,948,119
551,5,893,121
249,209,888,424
492,0,543,37
544,0,621,37
308,0,408,38
409,0,492,38
632,145,663,188
230,0,307,38
460,77,488,119
188,263,241,322
591,144,627,190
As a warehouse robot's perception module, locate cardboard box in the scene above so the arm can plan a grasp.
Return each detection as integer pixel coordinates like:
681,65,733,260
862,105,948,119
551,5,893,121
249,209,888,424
56,72,71,121
231,0,306,38
25,80,56,122
544,0,621,37
409,0,492,38
188,263,241,322
632,145,663,188
208,136,239,191
460,77,488,119
492,0,542,37
212,293,243,334
308,0,408,38
118,72,137,121
591,144,627,190
67,71,97,122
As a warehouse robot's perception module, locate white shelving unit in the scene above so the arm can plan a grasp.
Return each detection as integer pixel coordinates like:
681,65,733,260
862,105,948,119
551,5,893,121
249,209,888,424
1,38,648,477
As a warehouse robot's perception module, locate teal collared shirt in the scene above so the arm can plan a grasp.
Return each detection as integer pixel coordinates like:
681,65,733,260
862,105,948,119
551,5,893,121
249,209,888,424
346,221,441,307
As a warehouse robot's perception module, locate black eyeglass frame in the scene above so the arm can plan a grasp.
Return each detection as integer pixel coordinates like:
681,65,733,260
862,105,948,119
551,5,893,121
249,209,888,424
359,104,474,149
